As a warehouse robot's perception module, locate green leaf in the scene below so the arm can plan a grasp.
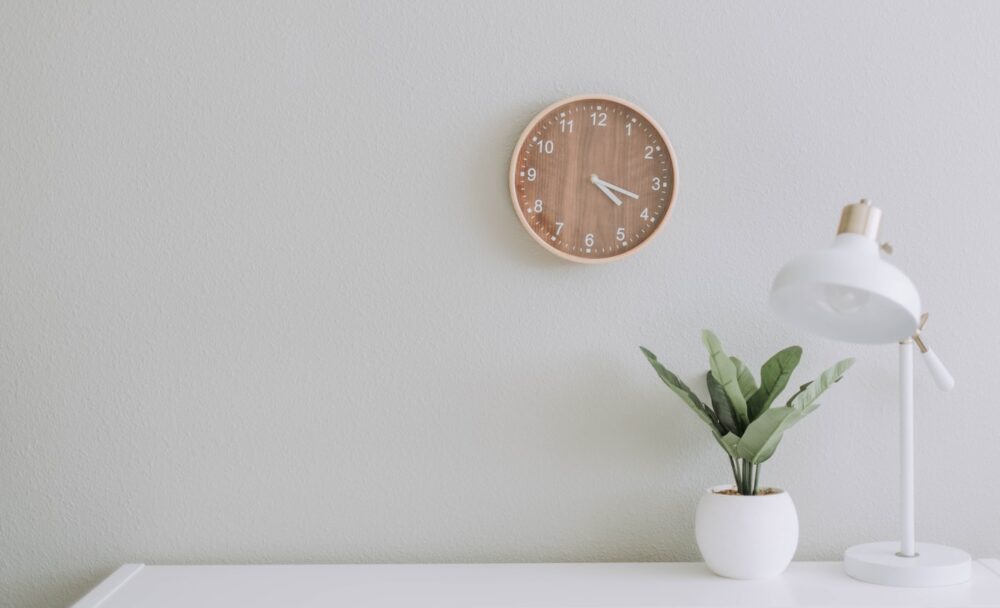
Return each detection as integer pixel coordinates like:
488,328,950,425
731,357,757,401
713,430,740,460
707,372,742,435
801,402,821,416
641,346,723,433
785,381,812,407
788,358,855,412
736,407,802,464
701,330,749,429
747,346,802,421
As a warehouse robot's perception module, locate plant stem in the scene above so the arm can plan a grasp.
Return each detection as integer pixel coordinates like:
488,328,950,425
752,464,760,496
728,456,739,490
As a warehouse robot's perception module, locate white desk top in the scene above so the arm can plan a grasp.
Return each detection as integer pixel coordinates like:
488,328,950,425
73,561,1000,608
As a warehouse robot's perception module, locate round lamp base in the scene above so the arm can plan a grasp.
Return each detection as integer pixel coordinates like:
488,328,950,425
844,541,972,587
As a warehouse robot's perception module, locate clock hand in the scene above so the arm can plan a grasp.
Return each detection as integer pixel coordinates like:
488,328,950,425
596,178,639,200
590,174,624,206
597,182,625,207
592,176,639,200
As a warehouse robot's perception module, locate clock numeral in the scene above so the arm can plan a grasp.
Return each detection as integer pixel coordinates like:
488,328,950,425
537,139,554,154
590,112,607,127
625,122,632,137
644,146,654,160
616,227,626,242
651,177,662,191
555,222,564,236
526,168,536,181
585,233,595,247
559,119,573,133
533,199,543,213
640,207,650,221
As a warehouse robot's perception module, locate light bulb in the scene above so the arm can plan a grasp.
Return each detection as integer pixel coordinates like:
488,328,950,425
824,285,870,314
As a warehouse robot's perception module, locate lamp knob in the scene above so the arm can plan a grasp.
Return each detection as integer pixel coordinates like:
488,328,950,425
922,348,956,391
912,313,954,391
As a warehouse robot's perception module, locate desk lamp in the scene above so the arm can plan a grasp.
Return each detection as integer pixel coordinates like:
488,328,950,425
769,199,971,587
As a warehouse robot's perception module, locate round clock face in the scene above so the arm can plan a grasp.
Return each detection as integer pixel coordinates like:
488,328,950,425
509,95,678,263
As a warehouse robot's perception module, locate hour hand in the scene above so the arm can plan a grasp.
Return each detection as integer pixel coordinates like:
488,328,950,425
590,174,624,206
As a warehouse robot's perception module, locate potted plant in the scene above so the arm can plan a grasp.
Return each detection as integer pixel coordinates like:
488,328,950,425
640,330,853,580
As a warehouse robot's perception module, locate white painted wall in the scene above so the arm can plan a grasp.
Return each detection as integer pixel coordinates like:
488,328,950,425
2,2,999,606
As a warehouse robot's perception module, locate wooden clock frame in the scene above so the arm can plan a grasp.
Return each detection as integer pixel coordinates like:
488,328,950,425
508,94,679,263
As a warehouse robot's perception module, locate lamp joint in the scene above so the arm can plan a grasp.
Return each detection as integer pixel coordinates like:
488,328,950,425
911,312,930,353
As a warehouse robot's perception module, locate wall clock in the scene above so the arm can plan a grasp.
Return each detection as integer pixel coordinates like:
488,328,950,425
509,94,678,263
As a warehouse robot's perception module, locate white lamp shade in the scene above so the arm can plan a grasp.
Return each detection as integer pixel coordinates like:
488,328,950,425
770,234,921,344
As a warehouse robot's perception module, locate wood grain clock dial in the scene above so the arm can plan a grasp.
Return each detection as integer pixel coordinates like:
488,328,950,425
509,94,678,263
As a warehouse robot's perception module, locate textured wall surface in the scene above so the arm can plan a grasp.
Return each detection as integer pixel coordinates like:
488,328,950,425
2,2,999,606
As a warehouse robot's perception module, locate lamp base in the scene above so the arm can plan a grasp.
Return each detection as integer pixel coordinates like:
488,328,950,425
844,541,971,587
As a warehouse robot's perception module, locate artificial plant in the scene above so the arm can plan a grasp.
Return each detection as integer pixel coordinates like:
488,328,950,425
640,330,854,496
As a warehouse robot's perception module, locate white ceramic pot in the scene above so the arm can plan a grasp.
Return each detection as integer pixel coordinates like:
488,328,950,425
694,484,799,579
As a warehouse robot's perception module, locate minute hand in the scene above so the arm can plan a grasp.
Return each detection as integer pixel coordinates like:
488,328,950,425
594,178,639,200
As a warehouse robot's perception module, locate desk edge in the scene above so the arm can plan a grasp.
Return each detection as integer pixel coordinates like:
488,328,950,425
69,564,144,608
67,560,1000,607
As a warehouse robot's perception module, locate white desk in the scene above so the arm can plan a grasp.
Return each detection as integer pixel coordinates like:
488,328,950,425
73,561,1000,607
